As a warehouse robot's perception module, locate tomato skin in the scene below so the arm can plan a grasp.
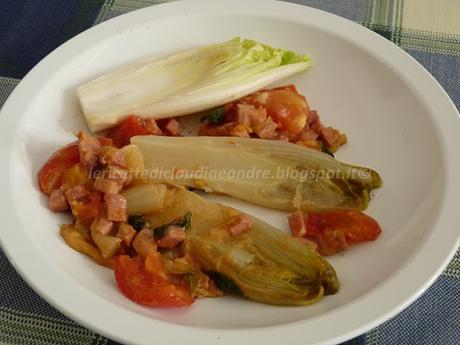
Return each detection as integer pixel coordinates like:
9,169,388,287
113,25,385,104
319,211,381,243
265,89,308,135
38,143,80,194
107,116,153,148
114,255,195,307
289,211,381,255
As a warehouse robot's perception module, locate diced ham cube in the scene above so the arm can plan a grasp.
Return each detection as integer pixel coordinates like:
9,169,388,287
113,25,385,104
307,110,320,125
77,132,101,170
288,211,307,237
320,127,347,152
298,128,319,141
236,104,267,127
103,165,130,186
48,189,69,212
132,229,157,258
156,226,186,248
253,117,279,139
90,216,114,235
99,146,126,167
104,194,127,222
94,178,122,195
144,119,164,135
64,184,90,204
116,223,137,246
310,120,324,135
227,214,252,236
163,119,181,136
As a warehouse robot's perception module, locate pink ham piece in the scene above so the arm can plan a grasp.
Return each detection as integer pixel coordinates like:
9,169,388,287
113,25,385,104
156,226,186,248
227,214,252,236
48,189,69,212
104,194,127,222
99,147,126,167
163,119,181,136
253,117,279,139
236,104,267,127
94,178,122,195
77,132,101,170
103,165,130,186
320,127,347,151
90,216,114,235
64,184,90,204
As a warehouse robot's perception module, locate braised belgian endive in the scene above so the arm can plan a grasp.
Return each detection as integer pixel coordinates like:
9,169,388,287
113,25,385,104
132,136,382,212
147,188,339,305
78,37,310,131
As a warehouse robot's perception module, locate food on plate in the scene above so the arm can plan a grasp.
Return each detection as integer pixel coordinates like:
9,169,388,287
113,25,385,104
39,132,339,307
78,37,310,131
199,84,346,154
38,39,383,309
288,211,382,255
106,115,182,148
146,188,339,305
132,135,382,212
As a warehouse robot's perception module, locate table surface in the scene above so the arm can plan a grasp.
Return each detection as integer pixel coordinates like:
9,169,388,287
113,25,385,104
0,1,459,344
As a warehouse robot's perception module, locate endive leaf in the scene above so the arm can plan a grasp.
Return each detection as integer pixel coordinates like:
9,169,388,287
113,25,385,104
78,37,310,131
132,136,382,212
146,188,339,306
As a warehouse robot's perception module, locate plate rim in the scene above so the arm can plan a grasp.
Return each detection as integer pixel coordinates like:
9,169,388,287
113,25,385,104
1,1,460,344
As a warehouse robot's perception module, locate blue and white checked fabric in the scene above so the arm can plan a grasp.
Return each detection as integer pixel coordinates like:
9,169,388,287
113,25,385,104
1,1,459,344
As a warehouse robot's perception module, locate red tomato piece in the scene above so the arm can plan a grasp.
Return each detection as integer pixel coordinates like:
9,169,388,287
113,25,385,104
264,89,308,135
305,213,324,237
107,115,156,148
37,142,80,194
98,137,113,147
114,255,194,307
288,210,382,255
321,211,382,243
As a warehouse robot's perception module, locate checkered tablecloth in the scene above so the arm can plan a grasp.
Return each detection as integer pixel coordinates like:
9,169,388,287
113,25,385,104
1,1,459,344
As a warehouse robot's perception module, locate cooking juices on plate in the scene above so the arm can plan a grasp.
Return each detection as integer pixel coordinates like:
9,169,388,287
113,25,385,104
38,38,382,307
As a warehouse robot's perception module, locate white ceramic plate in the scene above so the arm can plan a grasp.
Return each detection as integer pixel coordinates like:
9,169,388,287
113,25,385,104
1,1,460,344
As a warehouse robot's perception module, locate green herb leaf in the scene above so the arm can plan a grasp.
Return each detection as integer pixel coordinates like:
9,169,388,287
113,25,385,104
320,142,334,158
128,214,145,232
200,107,225,124
180,211,192,231
207,271,242,294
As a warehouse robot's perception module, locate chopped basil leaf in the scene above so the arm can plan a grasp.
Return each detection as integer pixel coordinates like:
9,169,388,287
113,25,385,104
128,214,145,231
180,211,192,231
200,107,225,124
320,142,334,158
153,211,192,239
